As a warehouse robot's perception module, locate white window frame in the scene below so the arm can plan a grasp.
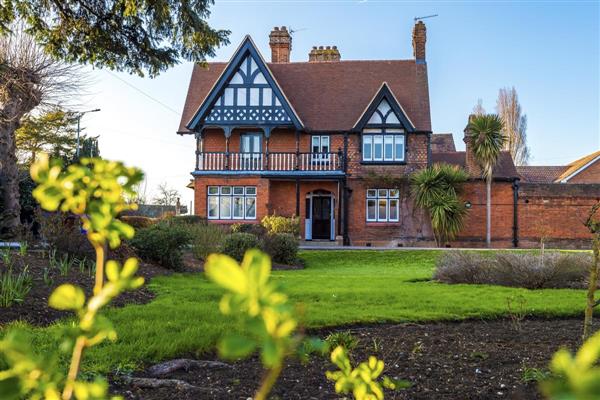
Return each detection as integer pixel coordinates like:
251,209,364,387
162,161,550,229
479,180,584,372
365,189,400,222
311,135,330,164
208,186,257,220
362,130,405,162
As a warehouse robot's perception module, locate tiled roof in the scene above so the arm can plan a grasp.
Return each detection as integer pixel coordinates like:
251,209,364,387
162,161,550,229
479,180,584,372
556,150,600,182
431,133,456,152
516,166,566,183
178,59,431,133
432,151,519,179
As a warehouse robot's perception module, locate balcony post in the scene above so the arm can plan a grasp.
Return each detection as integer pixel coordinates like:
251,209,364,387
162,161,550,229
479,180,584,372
223,126,232,170
195,130,203,170
295,129,300,170
337,147,343,171
264,126,272,171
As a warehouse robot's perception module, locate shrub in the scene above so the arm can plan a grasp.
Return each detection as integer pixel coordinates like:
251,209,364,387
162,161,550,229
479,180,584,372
191,224,227,260
166,215,207,226
434,251,592,289
130,222,191,270
120,215,157,229
37,211,94,260
231,222,267,237
220,232,260,261
262,233,298,265
261,214,300,237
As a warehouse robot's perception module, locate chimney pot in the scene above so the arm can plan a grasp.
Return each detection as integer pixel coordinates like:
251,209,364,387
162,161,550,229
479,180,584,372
308,45,341,62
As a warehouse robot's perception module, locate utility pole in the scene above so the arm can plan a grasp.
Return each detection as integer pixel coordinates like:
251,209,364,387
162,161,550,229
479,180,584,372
75,108,101,158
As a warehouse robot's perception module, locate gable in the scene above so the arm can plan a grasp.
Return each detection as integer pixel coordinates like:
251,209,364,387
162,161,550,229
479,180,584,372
187,37,302,130
557,151,600,183
353,83,415,132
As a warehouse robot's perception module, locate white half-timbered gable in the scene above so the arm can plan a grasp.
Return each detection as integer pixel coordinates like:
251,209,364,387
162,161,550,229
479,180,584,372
205,55,291,124
187,36,303,131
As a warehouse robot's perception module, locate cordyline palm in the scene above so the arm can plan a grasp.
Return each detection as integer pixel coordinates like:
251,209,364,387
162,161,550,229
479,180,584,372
467,114,506,248
411,163,469,246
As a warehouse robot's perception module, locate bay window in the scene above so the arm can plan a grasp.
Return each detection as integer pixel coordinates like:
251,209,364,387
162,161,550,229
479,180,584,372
208,186,257,220
366,189,400,222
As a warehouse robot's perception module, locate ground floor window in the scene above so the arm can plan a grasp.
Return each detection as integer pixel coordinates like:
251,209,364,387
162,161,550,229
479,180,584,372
366,189,400,222
208,186,256,220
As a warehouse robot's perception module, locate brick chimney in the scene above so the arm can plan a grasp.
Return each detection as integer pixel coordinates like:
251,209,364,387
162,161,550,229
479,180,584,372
308,46,341,62
412,21,426,64
463,114,481,175
269,26,291,63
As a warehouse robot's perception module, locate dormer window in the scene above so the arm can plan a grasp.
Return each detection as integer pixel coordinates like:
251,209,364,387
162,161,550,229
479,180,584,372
362,129,405,162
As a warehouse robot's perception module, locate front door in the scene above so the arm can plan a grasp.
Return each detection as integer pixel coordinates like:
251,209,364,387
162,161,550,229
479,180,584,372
312,196,331,240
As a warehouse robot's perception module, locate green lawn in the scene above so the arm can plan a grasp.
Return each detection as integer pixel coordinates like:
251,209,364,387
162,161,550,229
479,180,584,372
10,250,589,374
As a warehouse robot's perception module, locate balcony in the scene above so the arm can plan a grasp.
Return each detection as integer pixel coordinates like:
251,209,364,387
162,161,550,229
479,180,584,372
195,151,345,175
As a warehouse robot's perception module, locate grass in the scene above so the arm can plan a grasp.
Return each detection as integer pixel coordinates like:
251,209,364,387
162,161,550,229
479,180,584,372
2,250,589,374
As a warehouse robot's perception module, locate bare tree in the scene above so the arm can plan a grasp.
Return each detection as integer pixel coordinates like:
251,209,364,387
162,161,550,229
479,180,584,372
583,201,600,340
473,98,486,116
496,87,530,166
0,24,83,238
153,182,180,206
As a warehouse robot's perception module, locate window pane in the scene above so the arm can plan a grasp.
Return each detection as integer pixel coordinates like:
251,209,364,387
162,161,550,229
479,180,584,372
389,199,399,221
384,135,394,160
312,136,320,153
363,136,372,161
394,135,405,161
389,189,400,198
220,186,231,195
233,187,244,195
378,199,388,221
237,88,247,106
245,197,256,219
233,197,244,218
367,199,376,221
321,136,330,152
245,187,256,195
378,189,388,198
208,186,219,195
208,196,219,218
367,189,377,198
220,196,232,219
263,88,272,106
374,135,383,160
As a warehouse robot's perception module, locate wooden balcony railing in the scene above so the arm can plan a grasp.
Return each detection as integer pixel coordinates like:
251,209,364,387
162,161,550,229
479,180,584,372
196,151,344,172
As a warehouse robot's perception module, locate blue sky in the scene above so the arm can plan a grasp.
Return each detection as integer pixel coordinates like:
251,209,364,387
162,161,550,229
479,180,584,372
78,0,599,207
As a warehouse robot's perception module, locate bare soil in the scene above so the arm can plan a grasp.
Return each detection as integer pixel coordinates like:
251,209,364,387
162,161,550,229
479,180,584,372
112,318,590,400
0,251,170,327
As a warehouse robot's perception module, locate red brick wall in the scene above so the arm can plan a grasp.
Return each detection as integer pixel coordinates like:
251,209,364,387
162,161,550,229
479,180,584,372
567,158,600,184
193,176,269,225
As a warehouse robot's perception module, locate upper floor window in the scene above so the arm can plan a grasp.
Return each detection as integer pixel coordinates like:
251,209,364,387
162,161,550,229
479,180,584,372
362,129,405,162
311,135,330,164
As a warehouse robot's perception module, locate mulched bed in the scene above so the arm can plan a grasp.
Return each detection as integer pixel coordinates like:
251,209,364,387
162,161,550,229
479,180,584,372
0,250,171,327
112,318,593,400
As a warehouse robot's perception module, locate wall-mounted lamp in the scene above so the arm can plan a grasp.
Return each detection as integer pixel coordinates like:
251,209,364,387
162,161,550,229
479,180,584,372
465,201,472,209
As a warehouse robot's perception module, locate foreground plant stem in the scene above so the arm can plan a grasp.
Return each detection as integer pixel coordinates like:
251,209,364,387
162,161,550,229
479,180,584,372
254,363,283,400
93,242,106,295
62,336,87,400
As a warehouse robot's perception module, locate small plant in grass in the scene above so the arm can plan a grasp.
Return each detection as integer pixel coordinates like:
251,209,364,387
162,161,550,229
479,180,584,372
326,346,410,400
42,265,54,287
326,331,360,353
57,254,74,276
0,154,144,399
1,248,13,268
0,265,32,307
540,329,600,398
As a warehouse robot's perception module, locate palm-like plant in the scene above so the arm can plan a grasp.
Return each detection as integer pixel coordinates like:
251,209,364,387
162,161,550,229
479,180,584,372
411,163,469,246
467,114,506,248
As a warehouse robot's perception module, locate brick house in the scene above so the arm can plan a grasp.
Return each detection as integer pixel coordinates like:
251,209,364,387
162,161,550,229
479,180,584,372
178,23,600,248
